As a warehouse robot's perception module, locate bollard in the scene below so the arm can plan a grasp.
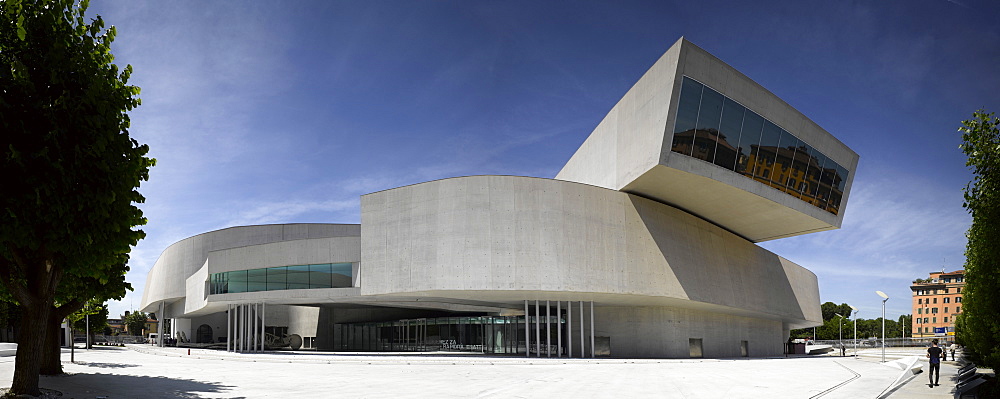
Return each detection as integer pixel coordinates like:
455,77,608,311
188,349,190,355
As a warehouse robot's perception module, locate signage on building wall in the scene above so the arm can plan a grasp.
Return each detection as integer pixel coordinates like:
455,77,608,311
934,327,946,335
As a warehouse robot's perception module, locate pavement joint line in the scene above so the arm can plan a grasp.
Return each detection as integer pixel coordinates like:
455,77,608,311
808,360,861,398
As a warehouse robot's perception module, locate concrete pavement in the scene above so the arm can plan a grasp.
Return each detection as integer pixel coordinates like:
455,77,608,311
0,345,974,398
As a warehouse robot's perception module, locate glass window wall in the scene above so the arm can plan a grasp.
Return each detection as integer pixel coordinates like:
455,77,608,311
208,262,355,295
672,76,849,215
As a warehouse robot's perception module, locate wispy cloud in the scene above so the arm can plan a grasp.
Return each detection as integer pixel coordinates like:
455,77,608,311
762,166,970,317
224,199,358,227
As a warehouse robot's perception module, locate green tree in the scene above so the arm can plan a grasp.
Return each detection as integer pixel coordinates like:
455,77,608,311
0,0,152,395
69,302,109,349
124,311,148,337
956,109,1000,371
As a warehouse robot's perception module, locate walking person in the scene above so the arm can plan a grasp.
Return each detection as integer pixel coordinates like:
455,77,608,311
950,342,957,361
927,339,943,387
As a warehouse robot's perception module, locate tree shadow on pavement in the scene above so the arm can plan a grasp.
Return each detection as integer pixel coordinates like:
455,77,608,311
41,373,243,398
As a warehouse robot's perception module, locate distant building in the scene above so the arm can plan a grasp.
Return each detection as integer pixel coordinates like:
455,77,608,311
107,318,125,335
911,270,965,338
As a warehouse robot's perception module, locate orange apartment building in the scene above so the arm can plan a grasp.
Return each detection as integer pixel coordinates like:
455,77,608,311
911,270,965,338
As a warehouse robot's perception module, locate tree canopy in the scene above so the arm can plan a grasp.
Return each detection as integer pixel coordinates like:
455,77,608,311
123,311,148,337
956,109,1000,372
0,0,152,394
789,302,911,341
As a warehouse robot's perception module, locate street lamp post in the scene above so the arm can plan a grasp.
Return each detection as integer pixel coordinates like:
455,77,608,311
877,291,890,363
835,313,844,356
850,305,858,358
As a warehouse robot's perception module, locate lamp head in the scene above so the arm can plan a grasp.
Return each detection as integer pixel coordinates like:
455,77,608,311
876,291,889,300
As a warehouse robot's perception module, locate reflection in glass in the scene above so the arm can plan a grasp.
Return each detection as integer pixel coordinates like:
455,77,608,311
672,77,704,156
772,130,799,191
228,270,248,294
247,268,267,292
331,263,353,288
287,265,310,290
738,111,764,175
207,262,355,295
716,98,745,171
267,266,287,291
671,76,850,215
310,263,333,288
751,120,781,180
692,87,724,163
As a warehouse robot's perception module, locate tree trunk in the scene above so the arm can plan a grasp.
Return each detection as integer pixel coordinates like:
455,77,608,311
39,312,65,375
11,300,54,396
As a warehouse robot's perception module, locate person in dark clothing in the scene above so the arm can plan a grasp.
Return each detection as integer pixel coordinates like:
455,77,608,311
927,339,943,387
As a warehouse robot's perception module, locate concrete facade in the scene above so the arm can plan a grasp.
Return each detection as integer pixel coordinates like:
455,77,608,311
139,38,854,358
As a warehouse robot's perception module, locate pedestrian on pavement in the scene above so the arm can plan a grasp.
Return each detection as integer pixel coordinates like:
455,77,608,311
927,339,943,387
950,343,957,361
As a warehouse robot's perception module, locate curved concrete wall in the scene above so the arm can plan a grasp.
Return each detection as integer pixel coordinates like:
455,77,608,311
360,175,821,327
140,223,360,312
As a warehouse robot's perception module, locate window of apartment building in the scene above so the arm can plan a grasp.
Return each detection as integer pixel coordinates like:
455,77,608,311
944,317,949,323
932,307,938,313
944,288,949,293
933,317,937,323
957,296,962,302
944,297,950,303
916,318,921,324
957,306,961,313
924,317,929,323
944,307,949,313
958,288,962,293
917,298,922,304
933,298,937,304
945,278,951,283
917,308,922,314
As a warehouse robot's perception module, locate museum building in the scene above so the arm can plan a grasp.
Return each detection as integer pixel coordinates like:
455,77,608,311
140,38,858,358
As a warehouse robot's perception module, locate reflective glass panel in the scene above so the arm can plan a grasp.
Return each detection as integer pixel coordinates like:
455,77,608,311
247,268,267,292
773,130,798,192
227,270,248,293
792,144,816,197
692,87,724,163
286,265,311,290
828,163,848,215
331,262,353,288
672,77,703,156
716,98,745,171
809,151,828,204
266,266,287,291
310,263,333,288
737,111,764,176
752,120,782,181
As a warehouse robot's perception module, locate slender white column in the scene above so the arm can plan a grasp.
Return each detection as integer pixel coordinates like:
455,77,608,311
158,301,165,348
557,301,562,358
535,300,540,357
524,300,529,357
590,301,595,358
546,301,551,357
226,304,231,352
567,301,572,357
579,301,584,357
262,302,266,352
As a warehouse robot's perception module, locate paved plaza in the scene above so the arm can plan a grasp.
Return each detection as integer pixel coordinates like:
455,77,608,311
0,345,972,398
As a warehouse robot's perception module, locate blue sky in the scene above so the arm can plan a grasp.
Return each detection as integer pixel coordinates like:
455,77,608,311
87,0,999,323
